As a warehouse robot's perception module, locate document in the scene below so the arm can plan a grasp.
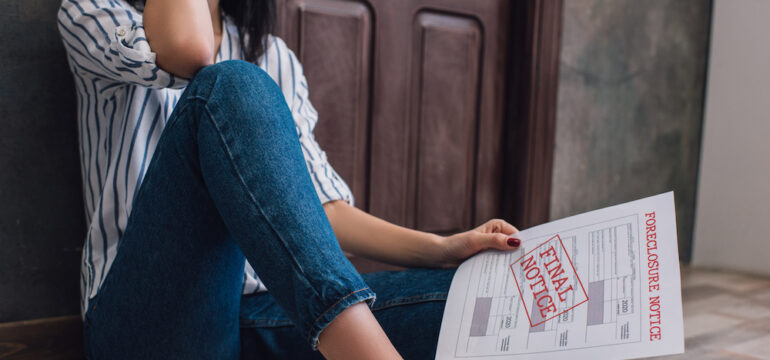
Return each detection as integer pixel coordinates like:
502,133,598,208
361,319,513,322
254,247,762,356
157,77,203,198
436,192,684,360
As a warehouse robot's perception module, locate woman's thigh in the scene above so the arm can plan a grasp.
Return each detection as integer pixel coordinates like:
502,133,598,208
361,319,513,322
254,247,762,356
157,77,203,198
82,98,246,359
240,268,456,359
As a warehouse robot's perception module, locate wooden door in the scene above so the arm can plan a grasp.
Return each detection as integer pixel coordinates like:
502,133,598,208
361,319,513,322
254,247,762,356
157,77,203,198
276,0,563,272
277,0,510,232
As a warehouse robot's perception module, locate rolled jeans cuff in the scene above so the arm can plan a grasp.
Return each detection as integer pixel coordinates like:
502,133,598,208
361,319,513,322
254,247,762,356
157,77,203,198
307,287,376,350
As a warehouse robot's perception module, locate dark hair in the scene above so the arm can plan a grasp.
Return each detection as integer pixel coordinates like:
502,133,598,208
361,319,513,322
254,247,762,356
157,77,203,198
127,0,276,62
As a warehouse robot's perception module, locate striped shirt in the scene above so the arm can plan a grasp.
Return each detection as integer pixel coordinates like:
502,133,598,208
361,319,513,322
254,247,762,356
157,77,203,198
57,0,355,316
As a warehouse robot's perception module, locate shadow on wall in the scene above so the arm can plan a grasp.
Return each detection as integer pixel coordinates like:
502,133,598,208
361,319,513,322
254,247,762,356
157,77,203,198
550,0,712,262
0,0,86,322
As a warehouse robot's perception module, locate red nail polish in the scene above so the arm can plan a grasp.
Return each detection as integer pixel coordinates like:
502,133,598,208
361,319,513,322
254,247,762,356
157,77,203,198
507,238,521,247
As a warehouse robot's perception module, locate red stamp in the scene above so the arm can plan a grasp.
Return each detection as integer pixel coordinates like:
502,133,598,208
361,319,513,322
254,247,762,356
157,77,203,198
510,234,589,327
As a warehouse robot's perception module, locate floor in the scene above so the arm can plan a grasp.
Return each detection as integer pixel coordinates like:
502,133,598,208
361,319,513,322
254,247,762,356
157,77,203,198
1,266,768,360
650,266,770,359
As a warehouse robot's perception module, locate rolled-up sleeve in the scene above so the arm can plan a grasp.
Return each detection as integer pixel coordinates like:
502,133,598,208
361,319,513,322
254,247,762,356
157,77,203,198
268,37,356,207
57,0,187,89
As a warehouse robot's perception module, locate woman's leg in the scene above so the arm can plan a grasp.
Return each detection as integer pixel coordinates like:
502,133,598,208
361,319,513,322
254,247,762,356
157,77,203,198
83,60,374,359
240,268,456,359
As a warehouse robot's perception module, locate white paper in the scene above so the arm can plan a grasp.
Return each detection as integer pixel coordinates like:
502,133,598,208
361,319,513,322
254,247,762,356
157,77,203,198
436,192,684,360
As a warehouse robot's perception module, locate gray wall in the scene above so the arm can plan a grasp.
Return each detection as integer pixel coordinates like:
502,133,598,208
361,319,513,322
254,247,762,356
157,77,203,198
0,0,85,322
550,0,712,261
693,0,770,276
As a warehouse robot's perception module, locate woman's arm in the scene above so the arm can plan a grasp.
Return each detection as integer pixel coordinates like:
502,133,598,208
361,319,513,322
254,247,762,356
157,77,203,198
323,200,521,268
143,0,219,77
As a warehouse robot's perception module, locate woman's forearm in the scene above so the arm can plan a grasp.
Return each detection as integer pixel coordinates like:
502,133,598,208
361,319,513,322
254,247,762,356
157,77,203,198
323,200,444,268
143,0,218,77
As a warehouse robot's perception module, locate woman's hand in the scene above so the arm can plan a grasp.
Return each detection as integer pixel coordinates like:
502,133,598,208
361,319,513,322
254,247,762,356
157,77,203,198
324,200,521,269
436,219,521,268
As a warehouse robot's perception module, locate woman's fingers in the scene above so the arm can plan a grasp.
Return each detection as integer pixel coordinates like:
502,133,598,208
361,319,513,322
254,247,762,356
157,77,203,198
473,232,521,251
500,220,519,235
479,218,520,235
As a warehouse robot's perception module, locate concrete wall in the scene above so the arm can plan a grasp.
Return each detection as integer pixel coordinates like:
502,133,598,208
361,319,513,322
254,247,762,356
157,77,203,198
692,0,770,276
0,0,85,322
550,0,712,261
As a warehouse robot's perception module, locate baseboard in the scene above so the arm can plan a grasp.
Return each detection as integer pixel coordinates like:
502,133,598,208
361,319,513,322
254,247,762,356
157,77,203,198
0,315,83,360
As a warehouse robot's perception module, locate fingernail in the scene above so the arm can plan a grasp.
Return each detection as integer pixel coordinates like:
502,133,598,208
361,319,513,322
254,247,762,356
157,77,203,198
507,238,521,247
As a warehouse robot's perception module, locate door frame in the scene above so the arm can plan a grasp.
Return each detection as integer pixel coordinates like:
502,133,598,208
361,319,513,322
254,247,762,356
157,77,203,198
502,0,564,229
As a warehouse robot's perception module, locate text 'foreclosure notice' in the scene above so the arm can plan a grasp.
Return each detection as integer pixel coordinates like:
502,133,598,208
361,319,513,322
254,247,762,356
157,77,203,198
436,192,684,360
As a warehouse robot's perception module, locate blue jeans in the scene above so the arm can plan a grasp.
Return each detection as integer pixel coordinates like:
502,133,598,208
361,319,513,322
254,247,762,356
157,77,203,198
240,268,454,359
82,60,454,359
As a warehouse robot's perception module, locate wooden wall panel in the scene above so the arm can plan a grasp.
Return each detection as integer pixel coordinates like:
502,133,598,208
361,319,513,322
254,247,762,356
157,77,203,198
367,0,511,230
408,13,482,233
277,0,560,237
279,0,373,210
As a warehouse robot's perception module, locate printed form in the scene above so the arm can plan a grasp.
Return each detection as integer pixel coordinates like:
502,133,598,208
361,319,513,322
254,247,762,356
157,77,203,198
436,192,684,360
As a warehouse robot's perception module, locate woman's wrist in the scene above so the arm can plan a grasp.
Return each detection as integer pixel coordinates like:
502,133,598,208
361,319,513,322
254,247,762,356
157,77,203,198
411,231,449,268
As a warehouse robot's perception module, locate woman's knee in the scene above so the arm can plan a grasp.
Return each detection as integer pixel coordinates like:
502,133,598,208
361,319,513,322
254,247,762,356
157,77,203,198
190,60,292,126
195,60,258,82
201,60,288,108
192,60,277,97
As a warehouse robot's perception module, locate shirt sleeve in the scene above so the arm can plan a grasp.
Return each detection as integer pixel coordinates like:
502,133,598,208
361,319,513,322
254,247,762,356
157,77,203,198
262,36,356,207
57,0,187,89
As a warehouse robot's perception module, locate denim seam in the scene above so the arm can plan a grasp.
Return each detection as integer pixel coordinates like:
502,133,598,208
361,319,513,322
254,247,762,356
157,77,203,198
241,318,294,327
307,287,374,345
199,99,321,300
167,102,210,183
372,292,448,312
186,95,211,103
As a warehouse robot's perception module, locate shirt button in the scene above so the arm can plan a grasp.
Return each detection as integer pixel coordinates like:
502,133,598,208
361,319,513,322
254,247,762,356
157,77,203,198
117,28,126,36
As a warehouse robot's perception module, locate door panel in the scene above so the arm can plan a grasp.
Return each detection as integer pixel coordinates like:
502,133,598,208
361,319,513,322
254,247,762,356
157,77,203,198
409,13,482,233
276,0,564,272
279,0,373,210
278,0,512,232
363,0,510,233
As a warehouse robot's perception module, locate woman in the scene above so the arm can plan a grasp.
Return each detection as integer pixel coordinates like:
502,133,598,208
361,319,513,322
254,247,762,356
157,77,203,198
57,0,521,358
